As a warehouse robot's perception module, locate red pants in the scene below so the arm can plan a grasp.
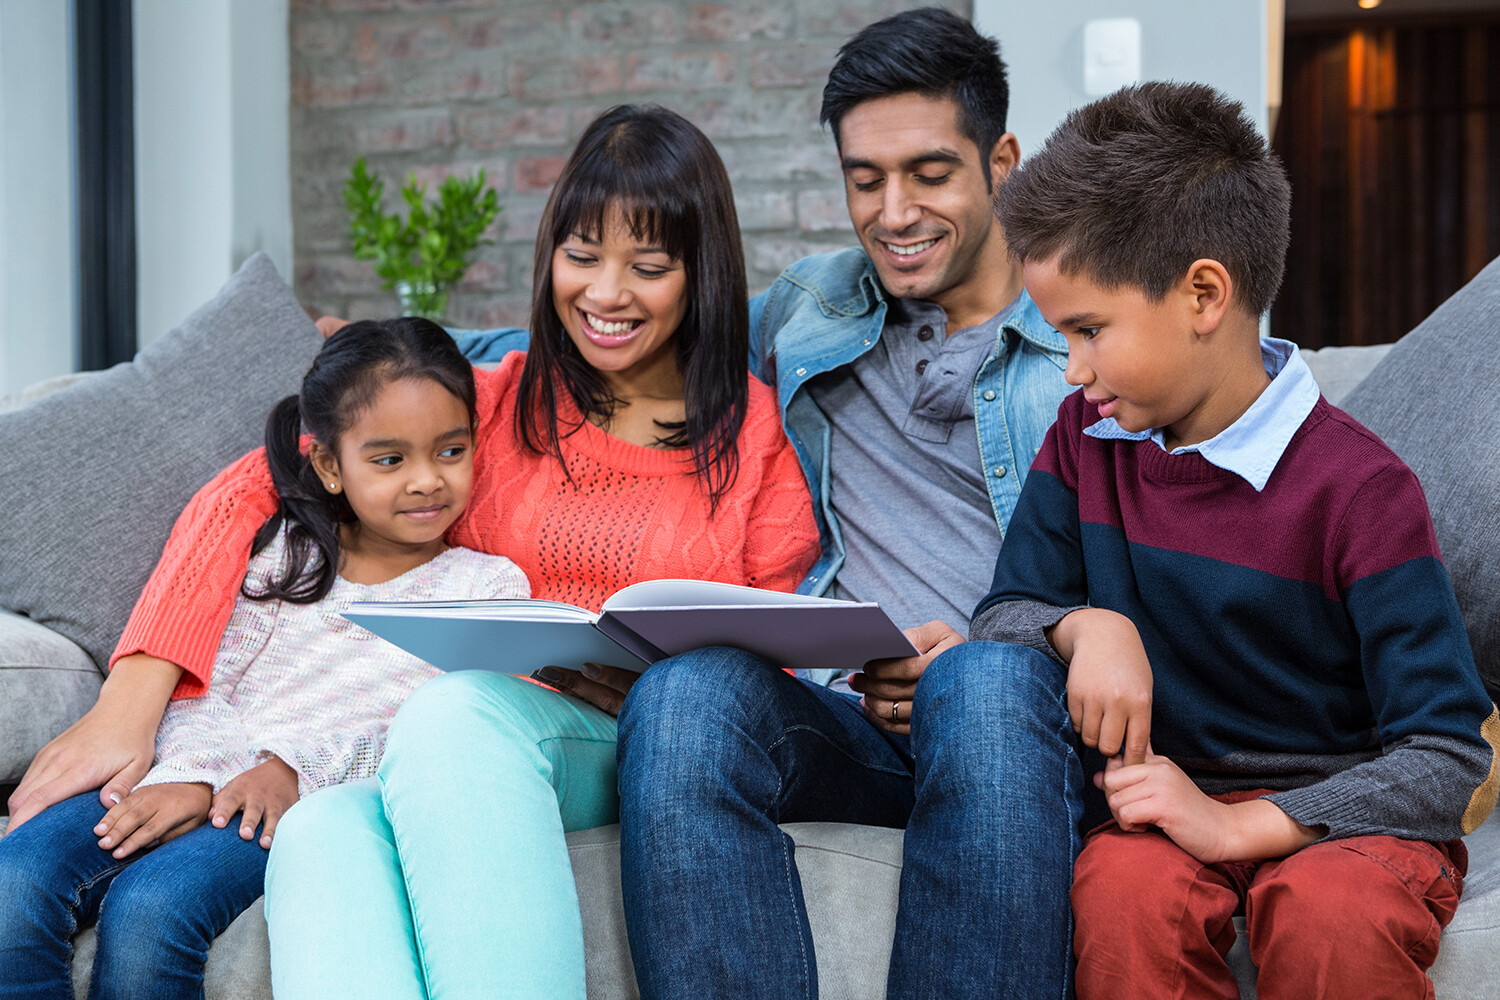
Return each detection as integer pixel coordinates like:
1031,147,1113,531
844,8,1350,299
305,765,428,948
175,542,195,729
1072,792,1466,1000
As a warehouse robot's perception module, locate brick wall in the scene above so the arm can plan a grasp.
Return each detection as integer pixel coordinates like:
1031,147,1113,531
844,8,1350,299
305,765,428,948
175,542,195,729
289,0,971,327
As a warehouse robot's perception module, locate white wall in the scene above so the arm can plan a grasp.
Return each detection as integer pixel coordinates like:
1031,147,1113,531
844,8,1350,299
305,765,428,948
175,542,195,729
0,2,78,396
134,0,291,345
975,1,1270,160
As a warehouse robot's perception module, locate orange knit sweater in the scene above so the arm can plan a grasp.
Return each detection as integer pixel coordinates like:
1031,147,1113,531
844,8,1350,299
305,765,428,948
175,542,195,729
115,352,821,699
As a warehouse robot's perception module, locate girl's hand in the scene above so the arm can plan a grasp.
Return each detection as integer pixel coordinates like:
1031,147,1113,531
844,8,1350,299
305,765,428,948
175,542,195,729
94,782,212,859
8,654,181,833
531,662,638,717
211,756,300,849
1049,608,1153,765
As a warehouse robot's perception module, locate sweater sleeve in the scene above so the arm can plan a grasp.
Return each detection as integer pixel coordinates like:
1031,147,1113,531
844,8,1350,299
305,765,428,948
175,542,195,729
1266,464,1500,841
739,393,820,594
112,448,281,699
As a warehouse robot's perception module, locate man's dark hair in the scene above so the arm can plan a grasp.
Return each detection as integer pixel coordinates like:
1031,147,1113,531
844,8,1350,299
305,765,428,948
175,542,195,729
820,7,1009,183
996,81,1292,316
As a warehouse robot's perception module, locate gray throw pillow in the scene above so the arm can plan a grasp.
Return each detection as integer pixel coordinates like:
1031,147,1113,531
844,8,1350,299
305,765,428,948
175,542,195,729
0,253,320,671
1341,255,1500,699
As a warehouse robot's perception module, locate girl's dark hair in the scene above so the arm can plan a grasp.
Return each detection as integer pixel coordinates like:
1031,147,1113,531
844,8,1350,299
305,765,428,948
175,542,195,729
244,317,477,604
516,103,749,508
820,7,1010,188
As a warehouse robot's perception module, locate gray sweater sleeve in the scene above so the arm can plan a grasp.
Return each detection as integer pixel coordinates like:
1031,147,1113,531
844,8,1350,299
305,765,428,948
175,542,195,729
968,599,1086,668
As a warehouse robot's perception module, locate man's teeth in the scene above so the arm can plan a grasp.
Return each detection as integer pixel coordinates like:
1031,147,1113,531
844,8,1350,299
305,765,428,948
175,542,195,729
886,239,937,257
586,314,636,335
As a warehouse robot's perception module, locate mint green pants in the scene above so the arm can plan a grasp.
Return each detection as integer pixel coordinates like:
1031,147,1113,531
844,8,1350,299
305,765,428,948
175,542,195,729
263,672,621,1000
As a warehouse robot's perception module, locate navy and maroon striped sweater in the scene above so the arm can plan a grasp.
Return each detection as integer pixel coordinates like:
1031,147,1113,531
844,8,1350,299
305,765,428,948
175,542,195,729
972,389,1499,842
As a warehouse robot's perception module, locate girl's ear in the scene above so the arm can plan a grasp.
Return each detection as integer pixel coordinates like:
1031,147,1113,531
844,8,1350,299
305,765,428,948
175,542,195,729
308,441,341,495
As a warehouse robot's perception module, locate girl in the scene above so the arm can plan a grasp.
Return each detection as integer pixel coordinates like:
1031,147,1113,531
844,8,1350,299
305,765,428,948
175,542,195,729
0,319,527,1000
11,105,821,998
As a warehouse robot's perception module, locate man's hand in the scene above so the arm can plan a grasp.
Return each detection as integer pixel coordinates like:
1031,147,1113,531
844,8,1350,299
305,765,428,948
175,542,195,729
8,654,181,833
531,662,638,717
315,316,350,339
849,620,964,734
211,756,300,849
1096,753,1320,863
1048,608,1152,765
93,782,212,859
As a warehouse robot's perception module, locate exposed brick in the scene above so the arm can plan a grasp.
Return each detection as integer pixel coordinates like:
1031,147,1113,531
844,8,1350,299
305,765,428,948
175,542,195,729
349,109,454,152
750,45,838,89
464,296,534,330
685,4,794,42
291,20,347,57
352,24,380,65
749,238,850,276
796,187,852,232
568,4,678,45
798,0,963,38
290,0,321,14
457,106,570,149
297,256,384,296
342,295,407,321
326,0,393,11
457,10,565,50
378,18,454,60
514,157,567,195
407,158,508,194
498,201,547,244
296,209,354,254
508,56,623,101
682,90,822,140
400,67,507,104
292,71,391,108
394,0,491,10
719,140,842,183
733,190,796,231
455,254,508,291
626,51,733,92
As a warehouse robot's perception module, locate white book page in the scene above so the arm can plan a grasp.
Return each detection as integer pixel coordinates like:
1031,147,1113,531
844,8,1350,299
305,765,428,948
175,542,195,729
603,579,857,612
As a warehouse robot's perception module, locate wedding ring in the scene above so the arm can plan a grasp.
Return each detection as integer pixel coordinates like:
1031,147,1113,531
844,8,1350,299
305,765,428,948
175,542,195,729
891,700,900,722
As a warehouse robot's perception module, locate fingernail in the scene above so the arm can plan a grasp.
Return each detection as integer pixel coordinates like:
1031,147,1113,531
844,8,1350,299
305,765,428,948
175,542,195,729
99,837,113,847
261,836,273,848
580,662,601,679
212,816,225,828
242,826,253,838
532,666,567,686
94,823,107,835
108,793,121,805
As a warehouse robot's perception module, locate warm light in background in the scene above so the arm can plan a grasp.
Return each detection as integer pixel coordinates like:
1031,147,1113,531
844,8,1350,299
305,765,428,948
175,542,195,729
1358,0,1382,8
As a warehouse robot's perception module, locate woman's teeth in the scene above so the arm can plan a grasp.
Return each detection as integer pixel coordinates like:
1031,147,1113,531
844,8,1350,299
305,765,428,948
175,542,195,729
886,238,937,257
585,313,636,335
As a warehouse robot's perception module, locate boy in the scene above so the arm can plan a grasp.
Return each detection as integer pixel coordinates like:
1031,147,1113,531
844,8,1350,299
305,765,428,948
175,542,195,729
979,81,1500,999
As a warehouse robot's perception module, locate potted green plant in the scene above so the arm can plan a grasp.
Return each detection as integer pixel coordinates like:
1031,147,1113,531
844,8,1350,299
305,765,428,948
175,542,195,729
343,157,501,322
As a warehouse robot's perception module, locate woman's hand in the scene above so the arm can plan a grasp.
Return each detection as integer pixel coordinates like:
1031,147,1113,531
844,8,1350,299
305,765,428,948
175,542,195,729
315,315,350,339
93,782,212,859
532,663,638,717
849,620,964,735
1048,608,1153,765
211,756,300,849
7,654,182,833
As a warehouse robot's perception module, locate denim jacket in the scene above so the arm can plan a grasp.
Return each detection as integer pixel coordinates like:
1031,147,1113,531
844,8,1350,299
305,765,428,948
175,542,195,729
453,247,1074,597
748,248,1073,596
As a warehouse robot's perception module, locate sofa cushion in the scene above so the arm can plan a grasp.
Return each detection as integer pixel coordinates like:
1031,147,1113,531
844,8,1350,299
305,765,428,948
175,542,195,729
1340,255,1500,698
0,610,101,784
0,254,319,671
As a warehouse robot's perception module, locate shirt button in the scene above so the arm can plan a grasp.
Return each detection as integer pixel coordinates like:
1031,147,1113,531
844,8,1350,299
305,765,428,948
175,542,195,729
795,367,807,376
915,359,929,375
917,326,934,341
982,389,996,401
993,465,1008,478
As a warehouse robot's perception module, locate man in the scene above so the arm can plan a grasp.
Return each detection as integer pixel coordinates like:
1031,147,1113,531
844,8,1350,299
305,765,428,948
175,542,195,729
604,10,1098,999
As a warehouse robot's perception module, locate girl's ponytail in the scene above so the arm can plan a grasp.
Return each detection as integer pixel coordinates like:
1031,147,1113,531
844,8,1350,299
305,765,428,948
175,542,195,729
243,394,348,603
241,317,475,605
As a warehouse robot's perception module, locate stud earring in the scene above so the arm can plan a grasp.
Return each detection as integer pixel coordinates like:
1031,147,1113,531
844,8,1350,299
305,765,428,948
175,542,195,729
327,482,339,492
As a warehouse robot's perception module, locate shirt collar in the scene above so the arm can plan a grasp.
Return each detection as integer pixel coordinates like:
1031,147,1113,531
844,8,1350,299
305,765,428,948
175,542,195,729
1082,337,1320,491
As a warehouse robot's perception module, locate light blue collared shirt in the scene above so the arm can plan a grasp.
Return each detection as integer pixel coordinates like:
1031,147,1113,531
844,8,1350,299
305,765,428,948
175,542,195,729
1082,337,1320,492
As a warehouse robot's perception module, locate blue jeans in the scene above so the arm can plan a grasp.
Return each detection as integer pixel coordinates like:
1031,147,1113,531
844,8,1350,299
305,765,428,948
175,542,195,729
0,791,268,1000
616,640,1083,1000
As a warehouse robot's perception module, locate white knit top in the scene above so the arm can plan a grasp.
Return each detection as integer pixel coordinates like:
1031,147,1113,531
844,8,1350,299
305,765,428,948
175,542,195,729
136,531,529,796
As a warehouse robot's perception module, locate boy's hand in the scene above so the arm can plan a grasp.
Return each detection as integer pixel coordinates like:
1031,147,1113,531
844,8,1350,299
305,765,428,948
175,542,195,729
94,782,212,859
850,620,965,735
211,756,300,849
532,662,639,717
1096,753,1321,863
8,654,181,833
1048,608,1152,764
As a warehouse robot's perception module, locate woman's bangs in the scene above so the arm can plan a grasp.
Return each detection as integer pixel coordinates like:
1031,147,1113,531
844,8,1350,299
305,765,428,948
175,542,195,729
549,156,692,262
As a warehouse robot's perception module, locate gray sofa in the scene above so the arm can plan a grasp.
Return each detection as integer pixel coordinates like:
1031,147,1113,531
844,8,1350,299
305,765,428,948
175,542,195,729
4,254,1500,999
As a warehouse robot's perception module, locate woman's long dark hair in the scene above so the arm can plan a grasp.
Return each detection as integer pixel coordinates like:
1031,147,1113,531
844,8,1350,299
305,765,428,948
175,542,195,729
243,317,477,604
516,104,749,508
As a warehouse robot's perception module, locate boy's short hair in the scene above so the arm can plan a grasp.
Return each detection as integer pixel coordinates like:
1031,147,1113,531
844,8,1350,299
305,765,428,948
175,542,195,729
820,7,1009,185
996,81,1291,316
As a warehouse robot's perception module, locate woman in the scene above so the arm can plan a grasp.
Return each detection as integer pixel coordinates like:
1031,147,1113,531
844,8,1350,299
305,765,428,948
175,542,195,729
12,105,819,999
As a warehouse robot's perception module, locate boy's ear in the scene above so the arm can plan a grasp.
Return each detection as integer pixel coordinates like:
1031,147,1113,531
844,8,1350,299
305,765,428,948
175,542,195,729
1184,259,1233,335
308,441,341,494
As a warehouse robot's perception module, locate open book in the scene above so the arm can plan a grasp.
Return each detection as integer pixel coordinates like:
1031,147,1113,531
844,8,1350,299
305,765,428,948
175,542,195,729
343,579,917,676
